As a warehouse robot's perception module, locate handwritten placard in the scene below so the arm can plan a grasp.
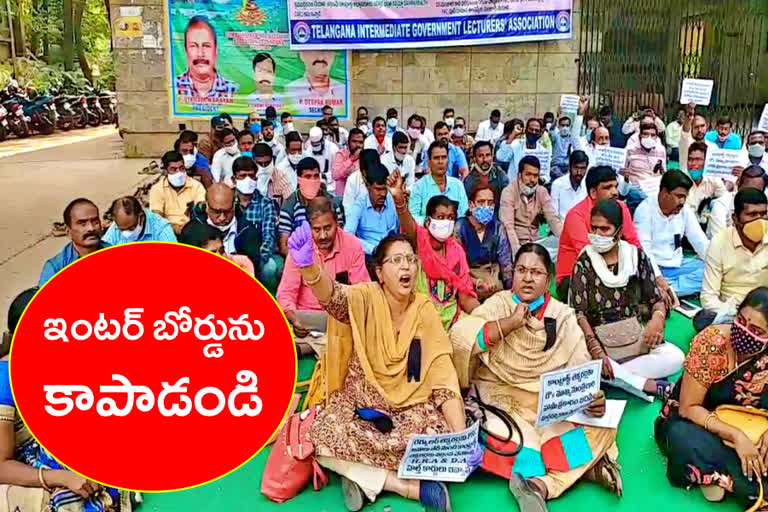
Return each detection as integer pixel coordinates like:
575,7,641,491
680,78,714,106
398,421,479,482
759,104,768,132
524,147,552,178
536,360,601,427
560,95,580,113
593,146,627,171
704,147,742,181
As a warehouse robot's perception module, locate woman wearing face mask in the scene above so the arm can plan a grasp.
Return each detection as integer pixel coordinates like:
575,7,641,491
655,286,768,506
388,170,479,330
450,243,620,511
569,199,683,401
455,184,513,301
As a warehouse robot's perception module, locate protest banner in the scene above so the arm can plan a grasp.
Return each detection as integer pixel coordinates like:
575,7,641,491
679,78,714,106
704,147,742,182
536,360,601,427
560,94,580,113
398,421,480,482
287,0,574,50
593,146,627,171
524,146,552,178
759,104,768,132
167,0,350,118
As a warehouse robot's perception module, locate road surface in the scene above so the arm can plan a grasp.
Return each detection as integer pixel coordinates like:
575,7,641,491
0,127,156,331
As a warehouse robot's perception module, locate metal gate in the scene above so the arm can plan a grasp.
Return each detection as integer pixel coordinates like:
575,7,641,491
578,0,768,136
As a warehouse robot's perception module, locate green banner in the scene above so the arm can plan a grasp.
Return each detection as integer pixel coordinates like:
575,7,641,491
167,0,350,119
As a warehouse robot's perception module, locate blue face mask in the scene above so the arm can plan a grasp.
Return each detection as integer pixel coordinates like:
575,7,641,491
240,151,253,158
250,123,262,135
688,168,703,181
512,293,545,312
472,206,494,225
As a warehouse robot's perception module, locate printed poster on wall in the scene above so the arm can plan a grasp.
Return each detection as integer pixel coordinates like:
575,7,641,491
167,0,350,118
287,0,573,50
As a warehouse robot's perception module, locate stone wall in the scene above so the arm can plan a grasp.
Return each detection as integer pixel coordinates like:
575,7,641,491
113,1,581,157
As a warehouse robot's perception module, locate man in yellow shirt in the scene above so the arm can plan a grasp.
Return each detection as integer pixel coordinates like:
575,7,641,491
149,151,206,234
697,188,768,331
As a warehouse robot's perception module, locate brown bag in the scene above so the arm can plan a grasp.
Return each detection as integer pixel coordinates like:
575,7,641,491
594,317,649,363
469,263,504,301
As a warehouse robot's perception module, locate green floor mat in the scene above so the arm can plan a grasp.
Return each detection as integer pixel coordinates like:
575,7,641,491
141,312,743,511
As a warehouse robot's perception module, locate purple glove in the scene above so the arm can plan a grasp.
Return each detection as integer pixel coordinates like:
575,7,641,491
468,442,484,474
288,222,315,267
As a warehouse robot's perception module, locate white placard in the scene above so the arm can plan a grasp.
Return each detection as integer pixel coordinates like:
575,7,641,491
398,421,479,482
536,360,602,428
567,399,626,429
759,104,768,132
560,95,580,113
680,78,714,106
704,147,742,181
593,146,627,171
119,6,142,16
524,146,551,178
142,35,159,48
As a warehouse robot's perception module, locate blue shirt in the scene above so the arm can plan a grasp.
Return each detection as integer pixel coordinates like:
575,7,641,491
345,193,399,255
550,130,577,168
422,143,469,178
705,130,742,150
102,209,177,246
408,175,469,226
38,240,111,286
193,152,210,171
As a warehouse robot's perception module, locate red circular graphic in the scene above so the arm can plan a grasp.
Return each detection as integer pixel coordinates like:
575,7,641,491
10,243,296,492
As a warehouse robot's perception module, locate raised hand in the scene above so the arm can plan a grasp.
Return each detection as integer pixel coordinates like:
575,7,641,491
578,95,590,116
287,222,315,268
387,168,406,204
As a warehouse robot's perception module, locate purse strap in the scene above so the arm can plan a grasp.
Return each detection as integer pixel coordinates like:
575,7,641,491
473,385,524,457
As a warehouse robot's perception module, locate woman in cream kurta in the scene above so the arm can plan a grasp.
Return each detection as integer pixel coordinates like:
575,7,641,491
450,243,621,512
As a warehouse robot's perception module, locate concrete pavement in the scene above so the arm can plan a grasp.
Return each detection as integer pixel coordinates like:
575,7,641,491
0,127,156,331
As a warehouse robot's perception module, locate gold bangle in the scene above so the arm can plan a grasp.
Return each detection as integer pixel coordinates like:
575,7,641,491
704,412,716,432
653,309,666,318
495,320,504,341
38,467,52,492
304,270,323,286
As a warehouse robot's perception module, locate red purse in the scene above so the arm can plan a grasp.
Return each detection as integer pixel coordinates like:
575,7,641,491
261,406,328,503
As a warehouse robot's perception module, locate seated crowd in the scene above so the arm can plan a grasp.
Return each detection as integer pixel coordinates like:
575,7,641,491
9,99,768,512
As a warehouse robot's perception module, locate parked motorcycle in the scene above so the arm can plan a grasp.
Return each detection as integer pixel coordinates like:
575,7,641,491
98,91,117,125
24,86,57,135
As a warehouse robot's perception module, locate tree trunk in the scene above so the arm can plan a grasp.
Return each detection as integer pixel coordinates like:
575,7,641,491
62,0,74,71
103,0,112,51
41,0,49,61
73,0,92,82
30,0,40,56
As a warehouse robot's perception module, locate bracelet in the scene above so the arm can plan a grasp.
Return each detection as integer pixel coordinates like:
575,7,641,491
704,412,716,432
495,320,504,342
304,270,323,286
38,467,52,492
653,309,666,319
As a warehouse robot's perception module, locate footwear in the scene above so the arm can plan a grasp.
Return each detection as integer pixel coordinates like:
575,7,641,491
584,455,623,497
419,481,452,512
700,484,725,502
508,473,547,512
341,476,364,511
655,379,672,401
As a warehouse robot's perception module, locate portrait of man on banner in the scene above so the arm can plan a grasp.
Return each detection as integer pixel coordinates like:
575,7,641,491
248,52,284,112
175,15,238,101
287,50,345,112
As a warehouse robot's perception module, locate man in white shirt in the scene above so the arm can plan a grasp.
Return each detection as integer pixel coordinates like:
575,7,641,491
364,116,392,155
738,131,768,172
406,114,429,176
551,150,588,220
260,119,285,164
421,114,435,145
622,105,666,136
496,118,551,183
381,131,416,191
210,128,243,183
303,126,339,195
634,169,710,297
708,165,768,239
276,131,302,190
475,109,503,143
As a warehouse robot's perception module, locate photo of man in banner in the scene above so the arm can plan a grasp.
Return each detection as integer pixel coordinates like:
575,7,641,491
168,0,349,118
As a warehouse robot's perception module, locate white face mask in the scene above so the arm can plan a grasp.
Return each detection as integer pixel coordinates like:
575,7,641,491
445,117,455,128
640,136,656,150
748,143,765,159
427,218,455,242
225,144,239,156
387,118,398,128
284,122,295,133
559,126,571,137
545,122,553,131
521,183,537,196
207,215,235,233
167,171,187,188
453,127,465,137
288,153,303,166
359,124,370,135
120,222,143,242
394,151,406,163
182,153,196,169
235,176,258,195
588,233,618,253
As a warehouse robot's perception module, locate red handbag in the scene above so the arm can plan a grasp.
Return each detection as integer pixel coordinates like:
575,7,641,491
261,406,328,503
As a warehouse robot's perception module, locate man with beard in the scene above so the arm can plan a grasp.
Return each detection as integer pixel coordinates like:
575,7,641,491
175,16,237,100
679,103,717,174
497,117,552,183
550,150,588,220
247,53,282,112
260,119,285,164
420,121,469,179
288,50,345,113
634,169,710,298
463,140,509,215
39,199,110,285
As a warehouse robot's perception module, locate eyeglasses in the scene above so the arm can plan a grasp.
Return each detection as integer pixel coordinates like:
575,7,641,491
514,265,548,279
382,254,419,267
